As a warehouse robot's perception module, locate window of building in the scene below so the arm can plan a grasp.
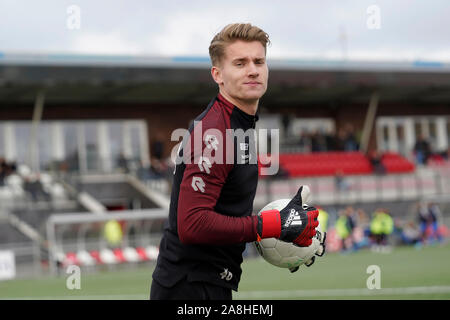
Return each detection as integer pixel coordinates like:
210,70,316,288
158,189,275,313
63,123,80,172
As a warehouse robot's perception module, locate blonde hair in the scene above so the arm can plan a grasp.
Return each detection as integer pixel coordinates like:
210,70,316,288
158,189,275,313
209,23,270,66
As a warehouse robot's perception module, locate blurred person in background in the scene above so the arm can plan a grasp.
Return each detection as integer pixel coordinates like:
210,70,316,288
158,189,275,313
400,221,421,246
310,129,327,152
151,133,165,161
325,127,338,151
417,202,443,246
104,219,123,249
343,123,359,151
370,208,394,253
23,174,51,202
335,169,350,192
335,206,356,252
354,208,370,249
117,153,130,173
0,158,16,185
297,131,311,152
317,206,329,233
413,134,431,165
368,149,386,175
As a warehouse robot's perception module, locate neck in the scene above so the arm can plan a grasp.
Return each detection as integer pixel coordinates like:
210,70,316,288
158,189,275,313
219,89,258,115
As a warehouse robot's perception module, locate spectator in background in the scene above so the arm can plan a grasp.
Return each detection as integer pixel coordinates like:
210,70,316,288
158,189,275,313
400,221,421,246
439,147,450,161
335,206,357,252
368,149,386,175
23,174,51,202
355,208,371,248
335,128,347,151
325,128,338,151
281,114,291,138
104,219,123,249
317,206,329,233
117,153,129,173
151,135,165,161
298,131,311,152
369,208,394,253
0,158,16,186
414,134,431,165
417,202,443,245
310,129,327,152
335,169,350,191
149,157,171,180
343,124,359,151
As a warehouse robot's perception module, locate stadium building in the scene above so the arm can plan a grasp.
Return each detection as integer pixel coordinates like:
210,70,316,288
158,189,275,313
0,53,449,277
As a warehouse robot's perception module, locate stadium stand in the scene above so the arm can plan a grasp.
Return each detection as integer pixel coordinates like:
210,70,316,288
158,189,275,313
266,151,415,177
1,52,449,279
381,152,415,173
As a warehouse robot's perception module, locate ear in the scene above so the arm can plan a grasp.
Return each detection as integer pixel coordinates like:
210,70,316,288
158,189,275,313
211,66,223,85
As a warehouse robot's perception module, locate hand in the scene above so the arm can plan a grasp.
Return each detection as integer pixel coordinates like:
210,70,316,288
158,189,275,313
257,186,319,247
291,229,327,272
278,186,319,247
288,257,315,272
315,228,327,257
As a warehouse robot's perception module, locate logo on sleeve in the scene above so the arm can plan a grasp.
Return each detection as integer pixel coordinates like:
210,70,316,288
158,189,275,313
191,176,205,193
198,156,212,174
204,135,219,151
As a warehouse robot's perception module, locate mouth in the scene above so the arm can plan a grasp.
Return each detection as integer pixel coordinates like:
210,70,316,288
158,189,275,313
244,81,261,86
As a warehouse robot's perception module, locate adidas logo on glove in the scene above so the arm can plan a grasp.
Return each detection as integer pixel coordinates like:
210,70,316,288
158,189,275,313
284,209,302,227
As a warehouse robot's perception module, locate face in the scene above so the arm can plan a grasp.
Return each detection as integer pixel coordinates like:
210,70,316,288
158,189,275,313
212,40,268,107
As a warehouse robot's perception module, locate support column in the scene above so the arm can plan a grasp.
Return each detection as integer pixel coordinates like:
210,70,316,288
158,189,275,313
360,92,379,154
30,91,45,173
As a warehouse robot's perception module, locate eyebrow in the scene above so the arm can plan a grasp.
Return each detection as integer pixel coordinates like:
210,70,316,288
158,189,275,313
232,57,266,63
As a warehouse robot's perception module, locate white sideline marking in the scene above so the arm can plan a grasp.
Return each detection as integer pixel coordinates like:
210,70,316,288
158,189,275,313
234,286,450,299
3,286,450,300
2,294,148,300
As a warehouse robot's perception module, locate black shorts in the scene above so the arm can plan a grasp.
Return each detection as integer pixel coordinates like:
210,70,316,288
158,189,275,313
150,277,232,300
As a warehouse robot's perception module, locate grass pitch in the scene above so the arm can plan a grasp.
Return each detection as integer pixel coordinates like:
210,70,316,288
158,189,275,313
0,243,449,300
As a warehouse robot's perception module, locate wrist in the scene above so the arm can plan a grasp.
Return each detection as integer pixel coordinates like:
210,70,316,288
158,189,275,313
257,209,281,240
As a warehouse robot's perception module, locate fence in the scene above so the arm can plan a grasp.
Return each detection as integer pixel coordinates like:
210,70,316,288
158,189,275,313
254,166,450,211
45,209,167,275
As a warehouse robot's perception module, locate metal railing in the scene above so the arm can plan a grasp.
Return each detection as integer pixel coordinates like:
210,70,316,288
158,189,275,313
254,166,450,210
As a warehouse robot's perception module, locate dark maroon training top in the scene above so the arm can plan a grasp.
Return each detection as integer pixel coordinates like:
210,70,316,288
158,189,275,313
152,93,260,290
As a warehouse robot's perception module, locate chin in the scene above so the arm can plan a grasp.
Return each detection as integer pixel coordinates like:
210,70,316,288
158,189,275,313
243,90,265,101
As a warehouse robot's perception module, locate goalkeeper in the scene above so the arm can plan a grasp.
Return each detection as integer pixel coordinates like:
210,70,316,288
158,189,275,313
151,23,321,300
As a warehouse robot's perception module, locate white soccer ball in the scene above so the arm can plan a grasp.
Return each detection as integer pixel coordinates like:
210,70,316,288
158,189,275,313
254,198,323,270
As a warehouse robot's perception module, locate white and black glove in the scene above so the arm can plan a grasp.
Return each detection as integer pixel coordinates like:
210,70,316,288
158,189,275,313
256,186,319,247
289,213,327,272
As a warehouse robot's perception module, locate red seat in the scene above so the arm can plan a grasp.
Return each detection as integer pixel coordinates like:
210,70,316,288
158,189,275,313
276,151,373,177
381,153,415,173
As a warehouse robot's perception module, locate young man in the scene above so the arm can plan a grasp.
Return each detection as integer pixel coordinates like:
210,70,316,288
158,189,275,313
150,23,320,300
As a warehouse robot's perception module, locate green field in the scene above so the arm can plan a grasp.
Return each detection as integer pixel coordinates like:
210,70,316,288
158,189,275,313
1,243,449,300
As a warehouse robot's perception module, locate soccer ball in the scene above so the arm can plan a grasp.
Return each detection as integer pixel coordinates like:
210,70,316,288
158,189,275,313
254,198,323,270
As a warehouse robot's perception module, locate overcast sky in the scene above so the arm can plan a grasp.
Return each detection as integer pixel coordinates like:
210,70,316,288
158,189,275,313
1,0,449,62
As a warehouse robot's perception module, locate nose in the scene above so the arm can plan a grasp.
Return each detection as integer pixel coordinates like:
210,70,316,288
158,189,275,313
247,62,259,78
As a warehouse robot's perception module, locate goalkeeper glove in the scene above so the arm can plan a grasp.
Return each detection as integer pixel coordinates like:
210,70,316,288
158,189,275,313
291,228,327,272
256,186,319,247
315,229,327,257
